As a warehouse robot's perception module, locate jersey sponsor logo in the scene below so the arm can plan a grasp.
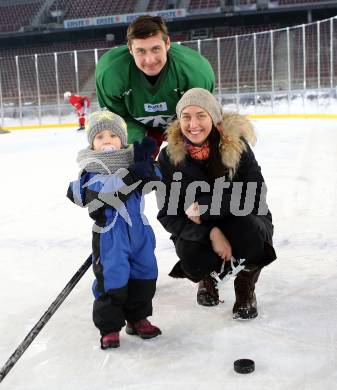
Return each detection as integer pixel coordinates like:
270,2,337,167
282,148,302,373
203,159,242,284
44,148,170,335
135,114,175,128
144,102,168,113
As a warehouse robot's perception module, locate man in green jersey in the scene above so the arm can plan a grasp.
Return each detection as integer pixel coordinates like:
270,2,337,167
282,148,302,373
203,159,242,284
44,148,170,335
96,15,215,154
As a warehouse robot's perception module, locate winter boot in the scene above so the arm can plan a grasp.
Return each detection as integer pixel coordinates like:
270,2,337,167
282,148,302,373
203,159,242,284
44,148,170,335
232,266,261,320
126,318,161,339
100,331,120,349
197,274,220,307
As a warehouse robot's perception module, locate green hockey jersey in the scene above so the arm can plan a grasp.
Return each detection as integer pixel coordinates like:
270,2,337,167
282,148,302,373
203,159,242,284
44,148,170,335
96,43,215,143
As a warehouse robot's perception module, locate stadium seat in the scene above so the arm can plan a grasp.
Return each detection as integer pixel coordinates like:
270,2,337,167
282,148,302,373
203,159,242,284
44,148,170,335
0,1,43,33
49,0,136,19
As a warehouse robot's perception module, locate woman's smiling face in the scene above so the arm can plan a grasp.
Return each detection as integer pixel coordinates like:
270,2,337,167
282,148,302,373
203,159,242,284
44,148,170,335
180,105,213,145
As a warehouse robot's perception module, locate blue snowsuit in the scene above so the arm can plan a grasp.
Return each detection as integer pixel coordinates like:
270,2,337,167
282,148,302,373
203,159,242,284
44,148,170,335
67,169,158,335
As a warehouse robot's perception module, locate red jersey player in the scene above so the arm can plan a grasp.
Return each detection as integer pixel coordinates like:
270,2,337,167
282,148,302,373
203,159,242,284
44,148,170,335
64,92,91,131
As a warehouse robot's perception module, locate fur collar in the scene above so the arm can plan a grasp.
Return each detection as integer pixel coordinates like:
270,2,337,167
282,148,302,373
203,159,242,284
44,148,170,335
166,112,256,179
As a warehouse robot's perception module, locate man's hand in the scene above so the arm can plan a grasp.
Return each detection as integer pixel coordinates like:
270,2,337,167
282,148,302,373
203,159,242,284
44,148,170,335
185,202,201,224
209,227,232,261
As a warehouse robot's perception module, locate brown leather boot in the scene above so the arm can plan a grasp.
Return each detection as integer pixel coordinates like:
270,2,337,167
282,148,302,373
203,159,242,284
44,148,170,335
197,275,220,306
233,267,261,320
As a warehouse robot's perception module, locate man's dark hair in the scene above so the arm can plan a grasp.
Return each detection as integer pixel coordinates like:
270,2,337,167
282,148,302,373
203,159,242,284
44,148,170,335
127,15,169,44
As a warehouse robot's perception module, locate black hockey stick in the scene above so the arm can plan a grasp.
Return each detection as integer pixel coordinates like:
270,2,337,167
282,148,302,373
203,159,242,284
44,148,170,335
0,254,92,383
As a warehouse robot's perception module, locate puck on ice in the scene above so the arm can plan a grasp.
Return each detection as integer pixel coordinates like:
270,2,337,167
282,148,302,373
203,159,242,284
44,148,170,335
234,359,255,374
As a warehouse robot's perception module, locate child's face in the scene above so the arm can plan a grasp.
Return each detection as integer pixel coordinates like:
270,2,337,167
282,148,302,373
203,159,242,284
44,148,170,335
93,130,122,151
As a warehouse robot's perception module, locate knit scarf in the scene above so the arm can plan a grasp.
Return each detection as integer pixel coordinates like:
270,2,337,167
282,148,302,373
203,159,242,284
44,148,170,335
77,146,134,174
183,136,210,160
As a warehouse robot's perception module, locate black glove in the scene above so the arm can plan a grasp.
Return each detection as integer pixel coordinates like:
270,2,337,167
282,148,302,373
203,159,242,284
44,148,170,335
133,137,157,162
130,160,155,179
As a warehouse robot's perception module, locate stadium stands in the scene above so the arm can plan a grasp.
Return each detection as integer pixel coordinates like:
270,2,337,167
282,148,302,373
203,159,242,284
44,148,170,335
0,0,336,107
1,19,333,98
278,0,336,4
189,31,272,93
0,23,281,60
0,39,113,58
0,39,112,102
0,56,17,100
189,0,221,10
170,31,190,42
237,0,257,5
0,0,43,33
0,46,110,102
1,0,335,35
2,0,135,33
49,0,136,19
147,0,166,12
213,24,280,38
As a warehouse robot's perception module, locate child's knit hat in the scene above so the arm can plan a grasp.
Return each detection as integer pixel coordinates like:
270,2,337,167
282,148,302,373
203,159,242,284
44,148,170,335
86,108,128,148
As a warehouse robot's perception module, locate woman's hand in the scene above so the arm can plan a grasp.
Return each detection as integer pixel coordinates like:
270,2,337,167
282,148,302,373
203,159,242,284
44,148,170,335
185,202,201,224
209,227,232,261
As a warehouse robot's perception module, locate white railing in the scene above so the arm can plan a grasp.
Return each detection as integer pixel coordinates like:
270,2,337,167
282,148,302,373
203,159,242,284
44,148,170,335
1,16,337,126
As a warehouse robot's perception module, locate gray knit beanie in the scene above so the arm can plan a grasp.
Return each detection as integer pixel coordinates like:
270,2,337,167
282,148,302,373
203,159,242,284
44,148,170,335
176,88,223,125
86,109,128,148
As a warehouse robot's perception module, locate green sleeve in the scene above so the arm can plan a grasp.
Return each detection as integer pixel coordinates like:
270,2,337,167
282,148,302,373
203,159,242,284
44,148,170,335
124,118,146,143
187,67,215,93
169,44,215,94
185,53,215,93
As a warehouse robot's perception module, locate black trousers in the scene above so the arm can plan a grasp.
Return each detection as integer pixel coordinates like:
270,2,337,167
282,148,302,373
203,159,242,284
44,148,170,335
175,214,276,282
92,279,156,335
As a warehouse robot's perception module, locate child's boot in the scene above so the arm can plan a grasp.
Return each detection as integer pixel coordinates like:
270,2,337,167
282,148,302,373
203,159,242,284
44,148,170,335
126,318,161,339
100,331,120,349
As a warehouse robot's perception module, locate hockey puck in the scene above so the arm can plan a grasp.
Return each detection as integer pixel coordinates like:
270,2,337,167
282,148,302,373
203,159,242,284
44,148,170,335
234,359,255,374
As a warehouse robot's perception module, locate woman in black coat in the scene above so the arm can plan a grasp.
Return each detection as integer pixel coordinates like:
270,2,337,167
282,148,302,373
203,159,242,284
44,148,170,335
157,88,276,320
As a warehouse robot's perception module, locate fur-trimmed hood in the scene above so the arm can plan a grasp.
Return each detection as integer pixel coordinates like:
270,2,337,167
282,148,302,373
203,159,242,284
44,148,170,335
166,112,256,179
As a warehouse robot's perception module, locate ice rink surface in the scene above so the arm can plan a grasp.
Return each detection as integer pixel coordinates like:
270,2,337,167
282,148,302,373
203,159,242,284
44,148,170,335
0,118,336,389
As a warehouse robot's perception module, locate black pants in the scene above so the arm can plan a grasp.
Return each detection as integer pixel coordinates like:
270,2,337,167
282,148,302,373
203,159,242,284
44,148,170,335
92,279,156,336
175,214,276,282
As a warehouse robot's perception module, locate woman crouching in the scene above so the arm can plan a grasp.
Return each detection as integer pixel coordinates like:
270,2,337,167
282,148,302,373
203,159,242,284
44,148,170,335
157,88,277,320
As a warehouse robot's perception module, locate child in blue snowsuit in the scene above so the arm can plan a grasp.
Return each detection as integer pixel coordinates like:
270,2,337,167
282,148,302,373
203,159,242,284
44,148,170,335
67,109,161,349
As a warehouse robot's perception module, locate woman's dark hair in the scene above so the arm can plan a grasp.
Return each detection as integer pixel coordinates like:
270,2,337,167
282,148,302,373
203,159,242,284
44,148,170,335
206,127,227,180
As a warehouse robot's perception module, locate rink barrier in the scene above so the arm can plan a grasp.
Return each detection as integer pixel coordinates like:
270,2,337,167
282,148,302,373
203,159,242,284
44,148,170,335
3,114,337,131
249,114,337,119
2,123,78,131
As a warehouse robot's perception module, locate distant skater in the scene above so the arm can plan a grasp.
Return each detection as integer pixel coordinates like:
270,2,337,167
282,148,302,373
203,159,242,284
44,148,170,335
64,91,91,131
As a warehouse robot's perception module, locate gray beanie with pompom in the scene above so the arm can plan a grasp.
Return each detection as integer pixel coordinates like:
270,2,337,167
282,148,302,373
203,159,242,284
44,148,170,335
86,108,128,148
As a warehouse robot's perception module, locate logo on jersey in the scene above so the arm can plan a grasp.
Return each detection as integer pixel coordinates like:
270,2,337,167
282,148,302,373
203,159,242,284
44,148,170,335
135,114,175,128
144,102,168,112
